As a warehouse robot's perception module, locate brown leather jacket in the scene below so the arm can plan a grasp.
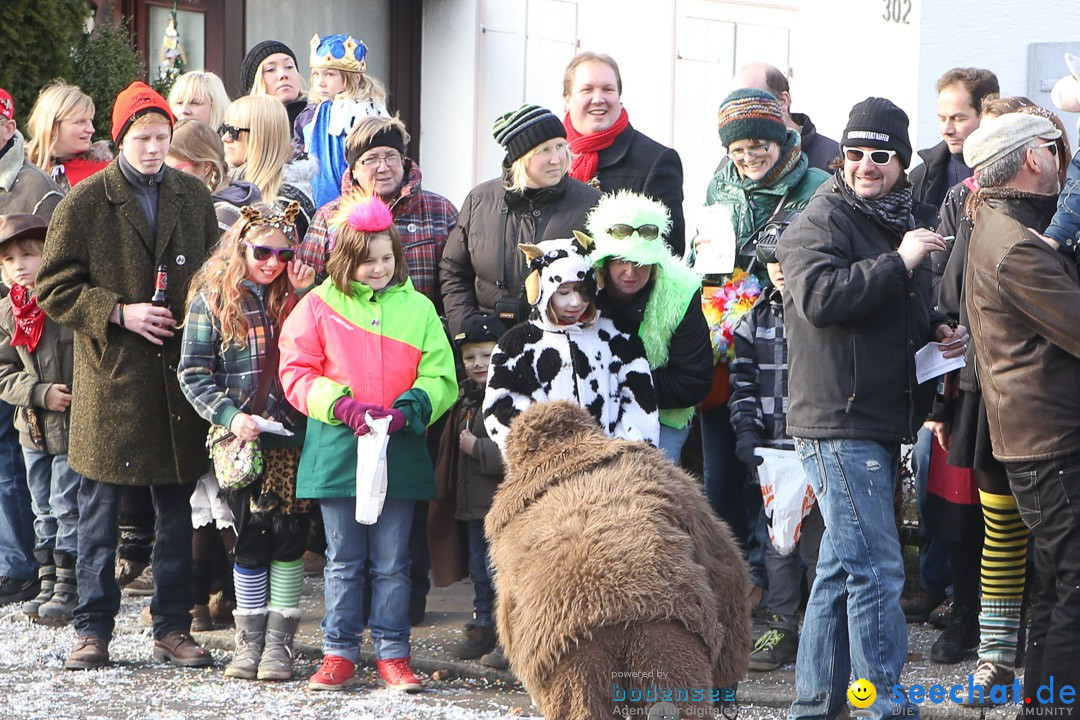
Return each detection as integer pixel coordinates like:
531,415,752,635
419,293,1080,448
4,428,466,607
965,195,1080,462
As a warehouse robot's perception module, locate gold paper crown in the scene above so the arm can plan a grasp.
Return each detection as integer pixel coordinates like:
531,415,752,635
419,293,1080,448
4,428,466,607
309,33,368,74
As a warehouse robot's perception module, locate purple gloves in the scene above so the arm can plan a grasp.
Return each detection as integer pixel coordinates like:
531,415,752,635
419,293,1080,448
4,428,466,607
333,397,383,436
380,407,407,434
333,398,407,436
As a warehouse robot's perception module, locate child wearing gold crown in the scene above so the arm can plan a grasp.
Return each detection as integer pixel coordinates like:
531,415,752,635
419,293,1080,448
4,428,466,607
278,189,456,692
482,233,660,450
296,33,390,209
178,202,315,681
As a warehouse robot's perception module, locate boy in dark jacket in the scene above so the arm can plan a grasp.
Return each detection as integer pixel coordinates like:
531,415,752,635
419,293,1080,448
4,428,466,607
444,313,508,668
0,214,81,624
729,242,822,671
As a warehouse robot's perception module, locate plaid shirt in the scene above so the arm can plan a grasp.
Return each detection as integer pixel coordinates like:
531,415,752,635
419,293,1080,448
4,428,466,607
298,160,458,311
728,288,793,450
178,281,304,436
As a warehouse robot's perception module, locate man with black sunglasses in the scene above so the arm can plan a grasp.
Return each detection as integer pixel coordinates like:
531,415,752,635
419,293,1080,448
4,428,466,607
778,97,969,720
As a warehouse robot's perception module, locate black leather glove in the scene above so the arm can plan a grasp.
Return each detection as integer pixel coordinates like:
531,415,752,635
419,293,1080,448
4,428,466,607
735,433,763,467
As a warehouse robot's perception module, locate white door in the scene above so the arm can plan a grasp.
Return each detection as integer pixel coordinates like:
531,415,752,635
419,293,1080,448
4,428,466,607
674,0,795,227
475,0,579,186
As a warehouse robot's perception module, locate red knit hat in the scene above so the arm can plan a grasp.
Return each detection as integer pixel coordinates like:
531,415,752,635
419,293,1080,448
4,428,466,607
0,88,14,121
111,81,174,143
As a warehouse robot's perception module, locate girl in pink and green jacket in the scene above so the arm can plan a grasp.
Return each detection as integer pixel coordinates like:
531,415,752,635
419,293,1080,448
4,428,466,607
278,191,456,692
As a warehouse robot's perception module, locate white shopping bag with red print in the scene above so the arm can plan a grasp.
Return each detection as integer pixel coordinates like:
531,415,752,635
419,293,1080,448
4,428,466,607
755,447,816,556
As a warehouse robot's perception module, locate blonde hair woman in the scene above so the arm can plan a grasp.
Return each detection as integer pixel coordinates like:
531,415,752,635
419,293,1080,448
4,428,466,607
166,119,262,233
221,96,315,237
439,103,600,336
168,71,231,131
24,81,112,192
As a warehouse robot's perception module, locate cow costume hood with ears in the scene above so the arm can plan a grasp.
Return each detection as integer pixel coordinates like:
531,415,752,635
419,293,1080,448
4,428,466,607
519,231,600,329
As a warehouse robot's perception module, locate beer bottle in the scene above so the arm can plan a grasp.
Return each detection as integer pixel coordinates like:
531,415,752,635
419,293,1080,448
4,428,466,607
151,264,168,307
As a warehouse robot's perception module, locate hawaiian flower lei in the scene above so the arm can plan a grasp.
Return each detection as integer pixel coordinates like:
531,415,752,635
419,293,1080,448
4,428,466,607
701,268,763,365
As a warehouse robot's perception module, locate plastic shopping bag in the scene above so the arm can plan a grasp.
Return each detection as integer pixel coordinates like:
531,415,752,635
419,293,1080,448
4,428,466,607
755,447,816,556
355,415,391,524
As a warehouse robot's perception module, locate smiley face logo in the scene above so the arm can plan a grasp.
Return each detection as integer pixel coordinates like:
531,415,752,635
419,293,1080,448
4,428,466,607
847,678,876,709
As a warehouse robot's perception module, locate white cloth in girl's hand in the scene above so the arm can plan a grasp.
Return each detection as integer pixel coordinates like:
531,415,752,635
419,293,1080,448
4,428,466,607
355,414,391,524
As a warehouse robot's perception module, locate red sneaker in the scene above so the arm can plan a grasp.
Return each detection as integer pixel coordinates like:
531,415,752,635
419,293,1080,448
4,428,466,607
307,654,357,691
377,656,423,692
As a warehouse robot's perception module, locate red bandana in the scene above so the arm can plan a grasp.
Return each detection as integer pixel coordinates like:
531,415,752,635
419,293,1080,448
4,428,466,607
564,107,630,186
9,284,45,353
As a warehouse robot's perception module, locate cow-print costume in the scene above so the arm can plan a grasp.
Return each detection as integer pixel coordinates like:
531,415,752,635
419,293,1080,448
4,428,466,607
482,237,659,450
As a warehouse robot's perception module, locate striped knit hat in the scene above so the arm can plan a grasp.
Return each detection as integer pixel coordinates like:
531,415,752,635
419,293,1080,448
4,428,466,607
717,88,787,149
492,104,566,163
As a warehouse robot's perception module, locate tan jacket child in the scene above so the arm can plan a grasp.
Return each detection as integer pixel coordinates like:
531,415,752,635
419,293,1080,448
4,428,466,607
0,213,81,625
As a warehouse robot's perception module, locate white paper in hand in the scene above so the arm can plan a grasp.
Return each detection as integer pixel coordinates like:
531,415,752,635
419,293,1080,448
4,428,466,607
355,414,391,525
691,205,737,275
252,415,294,436
755,447,816,556
914,341,966,384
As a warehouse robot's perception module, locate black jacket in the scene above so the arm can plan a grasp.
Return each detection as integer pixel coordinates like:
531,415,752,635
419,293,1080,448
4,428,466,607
791,113,840,173
439,175,600,336
910,141,970,228
596,125,686,257
776,179,946,444
596,286,713,411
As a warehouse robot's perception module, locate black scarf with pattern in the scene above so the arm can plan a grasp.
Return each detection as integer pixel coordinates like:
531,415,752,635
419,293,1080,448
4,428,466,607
833,168,915,235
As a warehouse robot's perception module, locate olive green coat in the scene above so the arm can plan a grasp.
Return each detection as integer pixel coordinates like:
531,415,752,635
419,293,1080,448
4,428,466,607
36,160,219,485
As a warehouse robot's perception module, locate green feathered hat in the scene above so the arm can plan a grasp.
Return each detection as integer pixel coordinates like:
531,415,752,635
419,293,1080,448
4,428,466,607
586,190,678,268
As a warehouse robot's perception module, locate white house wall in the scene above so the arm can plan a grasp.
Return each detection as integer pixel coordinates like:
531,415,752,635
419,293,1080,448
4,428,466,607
916,0,1080,155
420,0,481,206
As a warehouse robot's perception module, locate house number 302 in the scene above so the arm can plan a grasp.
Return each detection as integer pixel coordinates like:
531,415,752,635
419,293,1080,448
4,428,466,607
883,0,912,23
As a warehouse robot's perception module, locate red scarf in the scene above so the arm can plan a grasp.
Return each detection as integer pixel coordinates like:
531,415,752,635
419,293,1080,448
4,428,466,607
564,107,630,185
9,284,45,353
56,156,110,187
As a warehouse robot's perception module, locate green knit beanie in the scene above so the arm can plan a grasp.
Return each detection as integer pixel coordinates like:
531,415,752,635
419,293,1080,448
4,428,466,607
717,88,787,149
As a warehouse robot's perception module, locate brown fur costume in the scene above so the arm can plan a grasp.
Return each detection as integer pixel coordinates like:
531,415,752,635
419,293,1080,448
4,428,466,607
486,401,751,719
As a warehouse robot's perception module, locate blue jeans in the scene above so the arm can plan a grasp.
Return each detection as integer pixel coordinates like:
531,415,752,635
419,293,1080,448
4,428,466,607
788,438,918,720
657,423,691,465
0,400,33,580
466,518,495,627
911,426,950,597
320,496,413,661
23,449,82,558
74,479,195,640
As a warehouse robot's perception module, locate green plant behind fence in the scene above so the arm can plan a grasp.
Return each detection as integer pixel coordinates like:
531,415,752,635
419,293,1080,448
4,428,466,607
72,15,144,143
0,0,86,129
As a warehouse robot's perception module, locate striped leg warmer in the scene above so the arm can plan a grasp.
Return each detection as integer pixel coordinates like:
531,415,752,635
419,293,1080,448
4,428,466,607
234,564,269,612
269,558,305,613
977,489,1027,666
